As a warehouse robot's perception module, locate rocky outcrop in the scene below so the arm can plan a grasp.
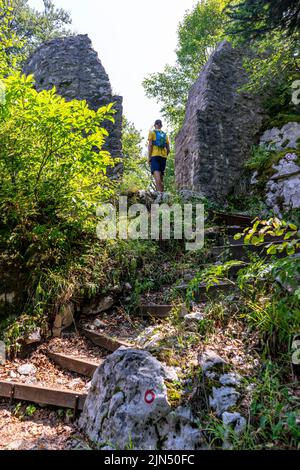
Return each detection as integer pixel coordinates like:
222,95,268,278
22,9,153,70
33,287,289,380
193,349,246,448
79,348,204,450
252,123,300,215
175,41,264,202
24,34,123,171
82,295,114,316
260,122,300,151
265,153,300,216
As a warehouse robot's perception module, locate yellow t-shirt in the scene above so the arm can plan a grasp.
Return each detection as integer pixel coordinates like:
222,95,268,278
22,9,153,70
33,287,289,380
148,130,170,158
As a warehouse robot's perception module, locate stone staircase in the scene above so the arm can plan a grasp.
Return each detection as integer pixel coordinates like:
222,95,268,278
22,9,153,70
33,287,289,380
0,211,296,449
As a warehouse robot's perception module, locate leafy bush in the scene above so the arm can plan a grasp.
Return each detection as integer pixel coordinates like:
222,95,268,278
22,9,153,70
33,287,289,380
119,117,150,193
245,146,274,172
0,73,115,223
188,216,300,354
234,217,300,256
0,72,118,349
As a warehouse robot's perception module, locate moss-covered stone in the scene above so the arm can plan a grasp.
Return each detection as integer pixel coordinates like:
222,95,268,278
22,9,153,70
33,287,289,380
266,113,300,129
253,148,300,190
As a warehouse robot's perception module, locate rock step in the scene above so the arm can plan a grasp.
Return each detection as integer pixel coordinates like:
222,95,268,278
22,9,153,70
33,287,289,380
0,380,86,410
46,351,102,377
83,329,132,352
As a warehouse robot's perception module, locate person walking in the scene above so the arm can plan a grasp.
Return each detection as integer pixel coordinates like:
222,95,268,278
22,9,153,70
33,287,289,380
148,119,170,194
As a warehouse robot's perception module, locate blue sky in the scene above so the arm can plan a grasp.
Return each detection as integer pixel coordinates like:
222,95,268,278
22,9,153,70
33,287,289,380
28,0,197,140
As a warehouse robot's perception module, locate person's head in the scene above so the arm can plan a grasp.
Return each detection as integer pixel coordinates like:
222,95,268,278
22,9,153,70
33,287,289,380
154,119,163,130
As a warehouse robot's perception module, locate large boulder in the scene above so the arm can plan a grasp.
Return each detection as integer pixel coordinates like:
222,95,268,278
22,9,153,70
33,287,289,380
23,34,123,170
79,348,204,450
175,41,264,202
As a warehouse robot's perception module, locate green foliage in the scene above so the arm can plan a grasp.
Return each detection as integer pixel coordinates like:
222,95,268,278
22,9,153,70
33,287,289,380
242,33,299,101
186,260,245,303
267,113,300,129
226,1,300,114
226,0,300,40
143,0,299,134
119,117,149,193
188,219,300,355
0,72,115,222
25,404,37,417
0,0,23,76
0,72,118,350
231,218,300,352
245,145,273,171
7,0,72,67
13,402,37,419
248,361,300,449
234,218,300,256
205,361,300,449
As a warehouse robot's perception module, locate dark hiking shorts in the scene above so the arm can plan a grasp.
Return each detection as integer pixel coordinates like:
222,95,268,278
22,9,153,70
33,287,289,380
150,156,167,176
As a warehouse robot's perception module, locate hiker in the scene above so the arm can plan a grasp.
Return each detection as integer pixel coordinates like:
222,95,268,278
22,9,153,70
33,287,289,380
148,119,170,193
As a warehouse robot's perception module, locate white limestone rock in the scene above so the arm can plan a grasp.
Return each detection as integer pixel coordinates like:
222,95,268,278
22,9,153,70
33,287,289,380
265,153,300,215
199,349,226,373
219,373,241,387
17,363,37,376
260,122,300,151
82,296,114,316
79,348,204,450
25,328,41,345
209,386,240,416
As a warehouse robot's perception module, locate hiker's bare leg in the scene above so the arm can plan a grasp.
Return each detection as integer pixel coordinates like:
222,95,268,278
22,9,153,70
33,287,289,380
153,171,164,192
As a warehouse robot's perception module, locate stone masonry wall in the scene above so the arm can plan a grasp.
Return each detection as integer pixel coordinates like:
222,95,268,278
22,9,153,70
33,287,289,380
23,34,123,167
175,41,264,202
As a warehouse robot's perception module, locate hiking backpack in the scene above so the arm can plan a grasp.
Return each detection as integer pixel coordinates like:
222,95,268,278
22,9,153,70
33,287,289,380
153,130,167,148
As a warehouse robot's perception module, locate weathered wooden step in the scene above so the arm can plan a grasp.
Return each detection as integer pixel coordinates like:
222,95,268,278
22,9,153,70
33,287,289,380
0,380,86,410
83,329,132,352
226,234,299,247
210,211,253,228
139,304,188,318
205,225,244,239
47,351,101,377
210,240,300,261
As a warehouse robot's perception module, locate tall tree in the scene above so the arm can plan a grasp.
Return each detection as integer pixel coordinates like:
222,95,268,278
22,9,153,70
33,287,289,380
143,0,230,130
226,0,300,115
120,117,150,192
0,0,23,76
4,0,72,69
226,0,300,40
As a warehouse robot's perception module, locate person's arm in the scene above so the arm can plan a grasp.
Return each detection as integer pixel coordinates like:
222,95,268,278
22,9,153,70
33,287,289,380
148,132,153,163
148,141,153,164
166,136,170,156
